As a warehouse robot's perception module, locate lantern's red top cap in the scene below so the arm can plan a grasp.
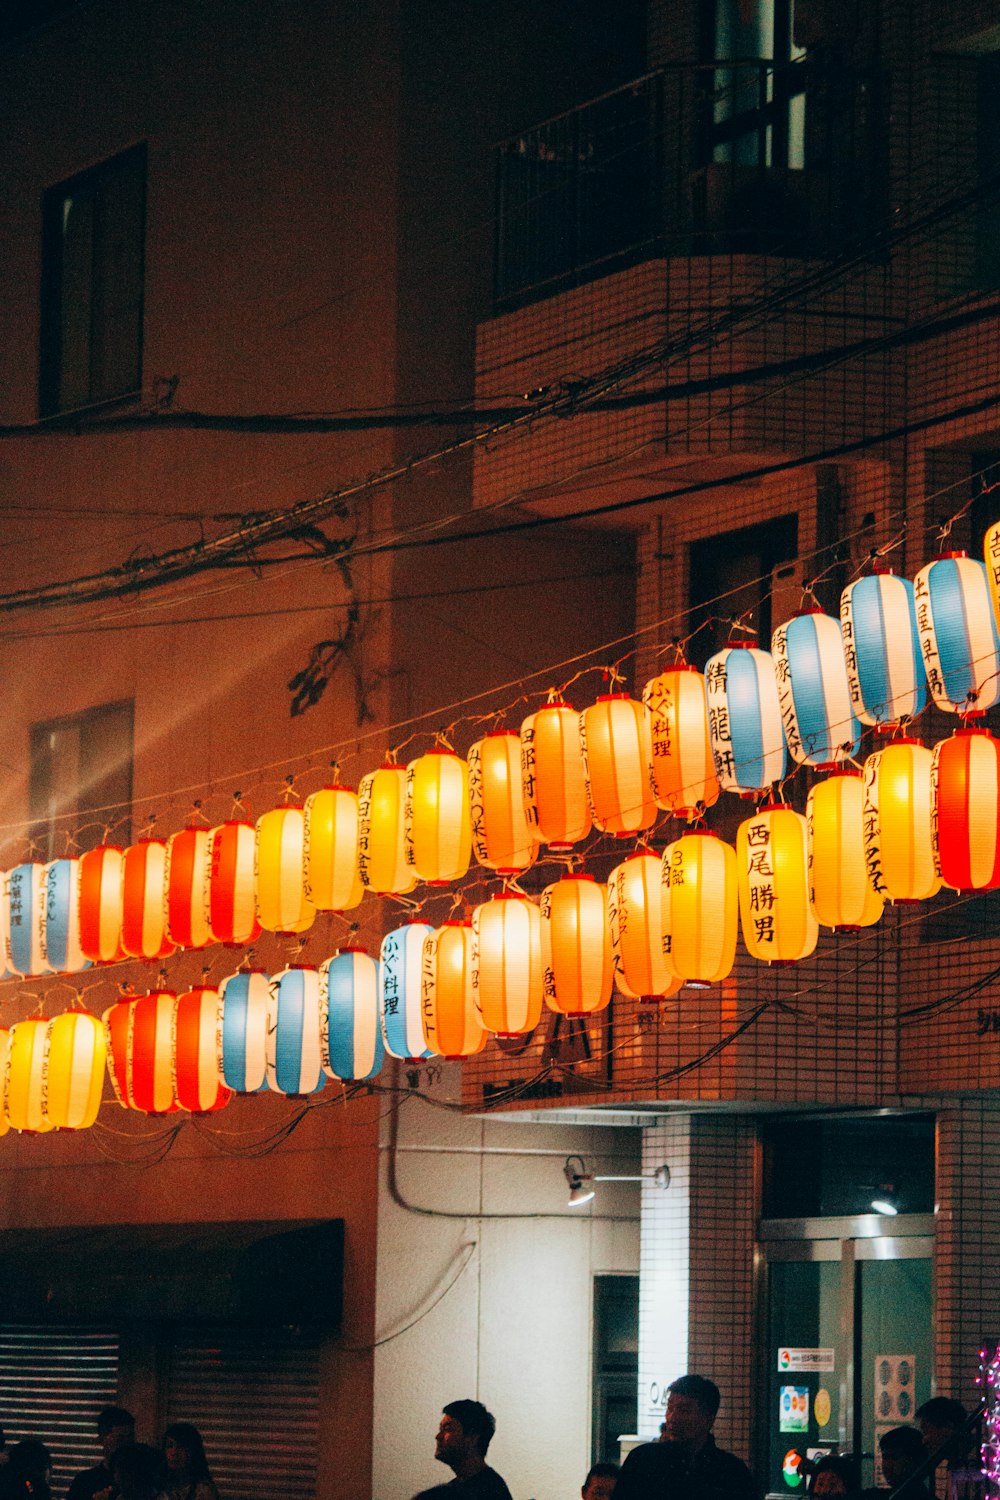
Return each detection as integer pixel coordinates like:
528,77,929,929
596,692,630,702
484,728,518,739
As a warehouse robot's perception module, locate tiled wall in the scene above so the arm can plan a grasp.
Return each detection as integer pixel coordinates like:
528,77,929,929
637,1116,692,1439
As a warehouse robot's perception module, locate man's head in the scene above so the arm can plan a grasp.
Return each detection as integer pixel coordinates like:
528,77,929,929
916,1398,968,1457
663,1375,721,1453
582,1461,619,1500
879,1426,925,1487
434,1400,496,1476
97,1407,135,1464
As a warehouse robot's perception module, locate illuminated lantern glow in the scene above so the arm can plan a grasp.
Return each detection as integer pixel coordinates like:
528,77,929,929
705,643,786,793
255,806,316,935
539,874,613,1016
42,860,90,976
772,610,861,768
932,728,1000,891
6,862,51,977
0,882,10,981
103,999,135,1109
471,893,543,1036
78,846,126,964
266,966,325,1096
380,922,435,1060
320,948,384,1082
521,699,592,850
303,785,363,912
862,740,942,903
643,667,720,820
357,763,417,895
807,771,883,929
661,831,737,985
914,552,1000,713
173,987,232,1113
0,1029,8,1136
468,733,535,872
841,571,925,727
166,827,213,949
579,694,657,836
121,840,174,961
985,520,1000,633
218,970,272,1093
419,923,486,1059
208,821,260,945
4,1019,53,1133
736,806,818,963
43,1011,106,1130
129,991,179,1113
404,749,472,885
607,852,683,1000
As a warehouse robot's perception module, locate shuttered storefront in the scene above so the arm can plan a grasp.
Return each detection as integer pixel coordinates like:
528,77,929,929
0,1325,119,1493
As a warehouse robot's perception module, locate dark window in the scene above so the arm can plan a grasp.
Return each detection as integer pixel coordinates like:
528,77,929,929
592,1273,639,1465
761,1114,936,1219
29,700,134,858
688,513,799,666
39,145,146,417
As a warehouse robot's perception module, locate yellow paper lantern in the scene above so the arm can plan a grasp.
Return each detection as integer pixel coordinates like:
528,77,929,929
539,874,613,1016
468,732,534,872
607,852,683,1000
43,1010,106,1130
303,784,363,911
420,922,486,1058
580,694,657,836
405,748,472,885
255,805,316,934
862,739,942,903
807,771,883,929
357,762,417,895
5,1018,54,1133
521,699,592,849
643,666,720,821
736,806,818,963
661,831,737,984
471,893,542,1035
0,1029,8,1136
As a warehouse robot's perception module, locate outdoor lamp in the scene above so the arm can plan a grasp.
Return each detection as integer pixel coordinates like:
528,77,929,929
736,806,817,964
174,987,232,1113
471,891,543,1036
468,731,535,873
607,852,683,1001
404,748,471,885
5,1018,53,1133
539,873,613,1017
165,826,214,949
419,923,486,1060
772,609,860,768
862,740,941,903
218,969,272,1093
207,820,260,945
43,1010,105,1130
914,552,1000,714
357,762,417,895
806,771,883,930
266,966,326,1097
303,783,364,911
871,1185,899,1215
255,805,316,934
42,858,91,975
320,946,384,1082
78,845,126,965
932,727,1000,891
380,921,435,1061
121,839,174,960
643,665,719,820
661,830,737,985
6,861,51,978
563,1154,670,1208
841,570,925,727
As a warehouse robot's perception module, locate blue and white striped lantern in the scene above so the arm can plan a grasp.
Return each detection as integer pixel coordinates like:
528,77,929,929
218,970,272,1093
704,642,786,793
42,859,90,975
841,570,925,727
320,947,384,1082
380,922,434,1061
265,966,326,1096
772,610,861,768
913,552,1000,715
6,862,51,977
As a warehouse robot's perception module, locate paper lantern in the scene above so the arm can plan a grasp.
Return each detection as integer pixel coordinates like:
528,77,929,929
174,987,232,1113
661,831,737,984
6,862,51,977
580,694,657,836
704,643,786,793
404,749,472,885
380,922,435,1060
736,806,817,963
862,740,941,903
255,806,316,934
129,991,179,1113
806,771,883,929
933,728,1000,891
772,610,860,767
78,845,126,963
471,893,543,1036
166,827,213,949
841,570,925,726
539,874,613,1016
320,948,384,1082
914,552,1000,714
43,859,90,975
0,1029,8,1136
419,923,486,1059
521,699,592,849
218,970,272,1093
0,883,10,983
43,1010,106,1130
303,785,363,911
208,821,260,945
607,852,683,1001
4,1019,53,1133
468,732,534,872
266,966,325,1096
643,667,719,820
357,763,417,895
103,998,135,1109
121,840,174,961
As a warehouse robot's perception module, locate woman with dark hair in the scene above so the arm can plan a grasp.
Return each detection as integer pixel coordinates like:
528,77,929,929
161,1426,217,1500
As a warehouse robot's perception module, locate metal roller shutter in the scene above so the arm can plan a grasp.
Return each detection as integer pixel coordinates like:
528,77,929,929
0,1325,119,1493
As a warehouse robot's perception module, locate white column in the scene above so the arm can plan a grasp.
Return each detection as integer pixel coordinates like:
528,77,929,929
637,1115,691,1439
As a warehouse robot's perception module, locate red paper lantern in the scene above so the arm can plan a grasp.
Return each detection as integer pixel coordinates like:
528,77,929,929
166,827,213,950
208,821,260,945
933,727,1000,891
78,846,126,964
121,840,175,961
174,987,232,1113
129,991,179,1114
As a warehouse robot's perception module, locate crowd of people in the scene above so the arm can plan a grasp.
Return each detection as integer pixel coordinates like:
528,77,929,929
0,1409,217,1500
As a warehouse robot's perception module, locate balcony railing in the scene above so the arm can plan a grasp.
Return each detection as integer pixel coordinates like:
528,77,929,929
493,59,885,310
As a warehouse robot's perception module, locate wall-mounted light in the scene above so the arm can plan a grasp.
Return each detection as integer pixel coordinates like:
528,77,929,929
563,1154,670,1208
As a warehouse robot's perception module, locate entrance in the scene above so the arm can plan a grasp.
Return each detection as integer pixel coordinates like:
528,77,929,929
761,1213,933,1497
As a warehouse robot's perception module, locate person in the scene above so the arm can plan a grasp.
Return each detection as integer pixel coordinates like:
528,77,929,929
160,1426,217,1500
109,1448,164,1500
809,1455,859,1497
2,1440,52,1500
613,1375,760,1500
583,1463,620,1500
66,1409,135,1500
915,1399,983,1500
860,1427,932,1500
415,1400,512,1499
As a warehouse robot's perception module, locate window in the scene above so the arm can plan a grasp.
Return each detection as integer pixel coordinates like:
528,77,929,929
703,0,806,171
39,145,146,417
29,700,134,858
